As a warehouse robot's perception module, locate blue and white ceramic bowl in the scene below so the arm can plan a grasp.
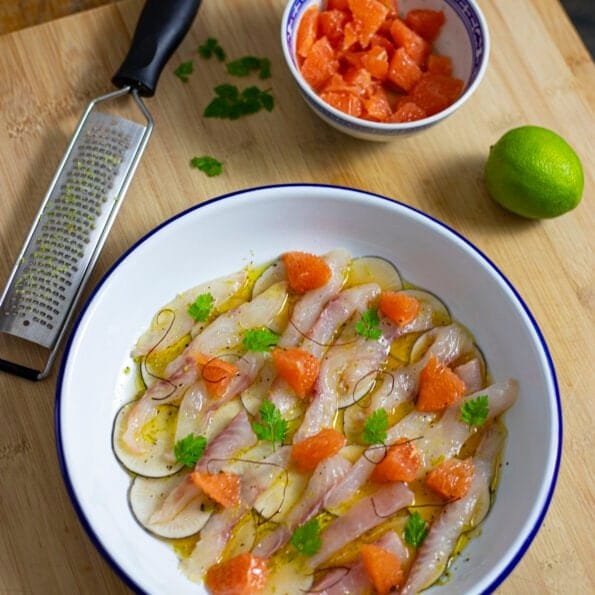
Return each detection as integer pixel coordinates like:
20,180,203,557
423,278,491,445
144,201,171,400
281,0,490,141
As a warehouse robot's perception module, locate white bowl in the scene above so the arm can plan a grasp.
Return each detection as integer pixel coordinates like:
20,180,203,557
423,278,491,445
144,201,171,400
56,184,560,594
281,0,490,141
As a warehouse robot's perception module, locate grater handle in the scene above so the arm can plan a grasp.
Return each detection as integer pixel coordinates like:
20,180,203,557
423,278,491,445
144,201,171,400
0,358,43,382
112,0,201,97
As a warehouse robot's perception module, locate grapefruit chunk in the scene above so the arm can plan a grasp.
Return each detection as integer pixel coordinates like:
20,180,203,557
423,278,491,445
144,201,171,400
301,36,340,90
387,47,423,91
297,6,319,58
390,18,430,66
404,9,445,42
411,73,464,115
348,0,390,48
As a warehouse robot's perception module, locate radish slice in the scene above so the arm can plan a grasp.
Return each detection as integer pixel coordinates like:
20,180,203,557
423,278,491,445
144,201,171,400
128,472,212,538
112,402,182,478
349,256,402,291
400,289,451,327
252,260,286,298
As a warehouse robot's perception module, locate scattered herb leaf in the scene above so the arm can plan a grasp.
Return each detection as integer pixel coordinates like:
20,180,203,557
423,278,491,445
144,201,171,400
227,56,272,79
460,395,489,426
198,38,226,61
174,60,194,83
252,400,288,446
363,408,389,445
356,308,382,340
243,328,280,352
190,156,223,177
174,433,208,467
290,518,322,555
187,292,215,322
204,85,274,120
404,511,428,548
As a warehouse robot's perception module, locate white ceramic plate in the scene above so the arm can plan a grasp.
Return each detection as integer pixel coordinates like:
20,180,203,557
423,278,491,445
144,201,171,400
56,184,561,595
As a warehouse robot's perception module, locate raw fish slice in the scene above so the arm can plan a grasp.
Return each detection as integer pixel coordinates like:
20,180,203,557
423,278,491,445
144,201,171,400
337,317,402,409
132,270,247,357
326,379,513,511
253,454,352,558
311,530,409,594
289,284,382,440
308,482,414,569
343,323,474,438
454,357,484,394
121,357,201,454
175,352,265,445
400,425,506,595
323,450,380,511
165,281,288,376
182,447,291,581
301,283,381,359
112,403,182,477
150,410,256,524
291,340,348,443
122,283,287,454
369,322,475,413
172,382,207,451
279,249,351,349
415,380,518,473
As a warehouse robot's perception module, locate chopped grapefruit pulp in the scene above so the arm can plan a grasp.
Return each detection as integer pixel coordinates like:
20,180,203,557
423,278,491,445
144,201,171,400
295,2,463,123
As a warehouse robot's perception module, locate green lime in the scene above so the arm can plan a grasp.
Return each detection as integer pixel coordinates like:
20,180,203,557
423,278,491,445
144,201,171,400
484,125,584,218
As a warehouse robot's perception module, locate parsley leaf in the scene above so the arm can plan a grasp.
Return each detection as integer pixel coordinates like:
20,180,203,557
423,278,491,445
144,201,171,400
190,156,223,177
404,511,428,548
198,38,226,61
174,433,207,467
187,292,214,322
227,56,272,79
204,85,275,120
290,518,322,555
363,408,389,444
460,395,489,426
356,308,382,340
174,60,193,83
252,400,288,446
243,328,280,352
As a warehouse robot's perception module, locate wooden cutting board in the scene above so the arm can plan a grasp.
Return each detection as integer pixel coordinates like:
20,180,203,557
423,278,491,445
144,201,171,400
0,1,593,593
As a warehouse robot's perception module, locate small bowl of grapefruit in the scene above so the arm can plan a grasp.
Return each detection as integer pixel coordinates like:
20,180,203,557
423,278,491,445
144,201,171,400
281,0,490,141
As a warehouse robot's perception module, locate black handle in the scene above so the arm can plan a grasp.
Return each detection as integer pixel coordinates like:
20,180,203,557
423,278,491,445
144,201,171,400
112,0,201,97
0,357,43,381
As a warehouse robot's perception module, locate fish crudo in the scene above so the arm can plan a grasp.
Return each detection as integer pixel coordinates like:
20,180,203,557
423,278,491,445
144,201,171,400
112,249,517,595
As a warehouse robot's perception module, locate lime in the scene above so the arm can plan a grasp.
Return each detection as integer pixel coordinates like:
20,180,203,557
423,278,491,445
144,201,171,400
484,125,584,218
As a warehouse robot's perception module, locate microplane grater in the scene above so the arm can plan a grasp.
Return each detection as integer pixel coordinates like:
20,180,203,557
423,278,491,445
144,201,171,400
0,0,201,380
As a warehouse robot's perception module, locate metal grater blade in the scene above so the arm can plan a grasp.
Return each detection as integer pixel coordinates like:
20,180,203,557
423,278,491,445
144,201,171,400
0,110,146,350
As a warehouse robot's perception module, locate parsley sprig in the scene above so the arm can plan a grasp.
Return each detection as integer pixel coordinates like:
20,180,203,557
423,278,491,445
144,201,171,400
356,308,382,340
243,328,280,352
190,156,223,177
252,400,288,447
404,511,428,548
174,60,193,82
461,395,489,427
363,408,389,445
290,518,322,555
198,38,226,61
204,84,274,120
174,433,208,467
187,292,214,322
227,56,271,79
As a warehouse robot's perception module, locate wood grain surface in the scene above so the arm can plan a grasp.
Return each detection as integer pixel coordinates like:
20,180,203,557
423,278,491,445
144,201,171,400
0,1,593,593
